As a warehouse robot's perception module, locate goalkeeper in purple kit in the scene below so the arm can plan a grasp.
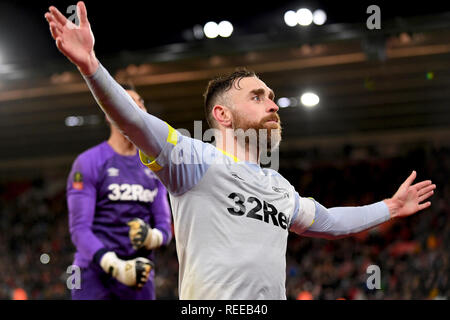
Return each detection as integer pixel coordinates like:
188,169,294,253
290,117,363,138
66,83,172,300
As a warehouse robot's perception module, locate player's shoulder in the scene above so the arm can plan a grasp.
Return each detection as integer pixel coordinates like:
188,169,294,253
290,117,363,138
262,167,293,185
177,132,215,150
175,132,221,162
261,167,284,178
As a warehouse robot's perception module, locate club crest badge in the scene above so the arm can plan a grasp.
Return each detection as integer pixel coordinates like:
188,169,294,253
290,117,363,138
73,172,83,190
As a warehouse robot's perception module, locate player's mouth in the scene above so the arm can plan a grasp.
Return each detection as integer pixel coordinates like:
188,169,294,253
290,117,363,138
265,117,279,127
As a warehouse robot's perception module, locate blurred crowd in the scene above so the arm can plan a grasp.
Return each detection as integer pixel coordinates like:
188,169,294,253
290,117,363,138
283,144,450,300
0,144,448,299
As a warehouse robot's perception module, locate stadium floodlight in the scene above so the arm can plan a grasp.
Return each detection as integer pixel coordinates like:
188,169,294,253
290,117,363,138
203,21,219,39
313,9,327,25
277,97,291,108
65,116,84,127
284,10,298,27
218,21,233,37
300,92,319,107
297,8,313,26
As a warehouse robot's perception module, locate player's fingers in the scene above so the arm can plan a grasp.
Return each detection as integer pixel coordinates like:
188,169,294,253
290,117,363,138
412,180,432,191
48,22,57,39
49,23,62,40
46,13,64,32
77,1,89,26
49,6,68,26
127,220,141,233
418,201,431,211
417,184,436,197
50,22,63,37
403,170,417,187
137,230,145,238
418,190,434,203
44,12,54,24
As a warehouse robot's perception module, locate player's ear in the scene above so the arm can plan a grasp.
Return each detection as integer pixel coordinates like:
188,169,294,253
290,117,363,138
212,104,233,128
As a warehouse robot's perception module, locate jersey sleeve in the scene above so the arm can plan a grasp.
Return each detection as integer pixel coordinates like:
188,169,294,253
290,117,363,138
139,124,217,196
292,197,390,239
66,154,105,262
289,192,316,235
83,63,169,163
83,62,213,196
150,179,173,245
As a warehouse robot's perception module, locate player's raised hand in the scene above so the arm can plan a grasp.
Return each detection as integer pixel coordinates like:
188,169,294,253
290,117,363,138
385,170,436,219
44,1,98,75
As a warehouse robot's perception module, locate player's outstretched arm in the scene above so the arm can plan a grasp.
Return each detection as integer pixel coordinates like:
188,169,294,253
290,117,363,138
45,1,168,161
291,171,436,239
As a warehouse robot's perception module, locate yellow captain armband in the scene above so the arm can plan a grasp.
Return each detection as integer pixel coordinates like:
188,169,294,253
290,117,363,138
139,150,162,172
138,122,178,172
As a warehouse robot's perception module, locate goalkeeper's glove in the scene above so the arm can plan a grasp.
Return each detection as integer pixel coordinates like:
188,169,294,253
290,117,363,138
99,251,153,288
127,218,163,250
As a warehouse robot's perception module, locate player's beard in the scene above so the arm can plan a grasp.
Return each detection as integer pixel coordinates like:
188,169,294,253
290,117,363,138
232,112,282,152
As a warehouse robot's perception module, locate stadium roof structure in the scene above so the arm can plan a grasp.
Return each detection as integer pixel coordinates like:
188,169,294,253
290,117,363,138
1,8,450,179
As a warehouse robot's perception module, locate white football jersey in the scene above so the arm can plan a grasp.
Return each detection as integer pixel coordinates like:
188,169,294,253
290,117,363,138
140,124,315,299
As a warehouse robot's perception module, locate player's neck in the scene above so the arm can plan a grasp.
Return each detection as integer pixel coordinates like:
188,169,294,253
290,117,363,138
107,130,137,156
216,133,260,164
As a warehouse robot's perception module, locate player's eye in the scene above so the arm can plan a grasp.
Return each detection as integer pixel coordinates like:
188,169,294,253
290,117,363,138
252,95,261,101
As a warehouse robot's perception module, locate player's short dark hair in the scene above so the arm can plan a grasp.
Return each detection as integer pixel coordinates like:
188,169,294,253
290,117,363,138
203,68,257,128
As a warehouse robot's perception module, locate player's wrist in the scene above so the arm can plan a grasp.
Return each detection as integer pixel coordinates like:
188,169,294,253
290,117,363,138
78,51,99,76
383,198,402,219
93,247,109,266
99,251,120,277
143,227,163,250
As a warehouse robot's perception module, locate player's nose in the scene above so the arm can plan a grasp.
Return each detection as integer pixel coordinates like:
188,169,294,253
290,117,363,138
266,99,279,113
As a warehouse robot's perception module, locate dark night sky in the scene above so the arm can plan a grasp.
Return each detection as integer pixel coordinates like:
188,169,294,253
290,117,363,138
1,0,450,66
